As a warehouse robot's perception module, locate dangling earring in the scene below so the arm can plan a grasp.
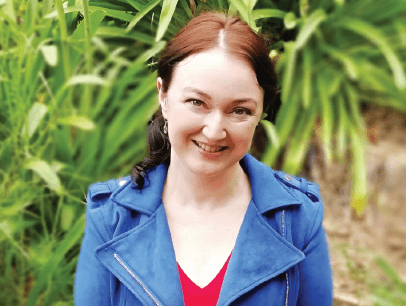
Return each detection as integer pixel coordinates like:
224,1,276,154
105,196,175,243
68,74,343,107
163,119,168,134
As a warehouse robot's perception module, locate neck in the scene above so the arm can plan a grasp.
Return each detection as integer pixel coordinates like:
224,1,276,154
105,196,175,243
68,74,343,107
162,156,250,211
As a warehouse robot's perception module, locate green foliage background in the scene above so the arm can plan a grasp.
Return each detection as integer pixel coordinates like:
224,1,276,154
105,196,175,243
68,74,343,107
0,0,405,305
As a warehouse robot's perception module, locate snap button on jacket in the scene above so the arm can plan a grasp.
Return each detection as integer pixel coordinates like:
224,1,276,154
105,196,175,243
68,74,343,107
74,153,333,306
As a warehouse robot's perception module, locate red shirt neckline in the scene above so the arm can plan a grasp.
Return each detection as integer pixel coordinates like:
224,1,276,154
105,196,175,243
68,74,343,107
177,253,232,306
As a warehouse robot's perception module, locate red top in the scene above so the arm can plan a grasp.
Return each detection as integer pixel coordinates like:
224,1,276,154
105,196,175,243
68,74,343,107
177,253,232,306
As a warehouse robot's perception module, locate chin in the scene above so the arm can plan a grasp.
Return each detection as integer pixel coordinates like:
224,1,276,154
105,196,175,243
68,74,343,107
189,155,243,177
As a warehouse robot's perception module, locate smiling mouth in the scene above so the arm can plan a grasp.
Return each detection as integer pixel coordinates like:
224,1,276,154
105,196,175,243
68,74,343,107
193,140,228,153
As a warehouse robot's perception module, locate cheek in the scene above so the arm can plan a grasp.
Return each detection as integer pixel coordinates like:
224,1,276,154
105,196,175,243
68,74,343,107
230,123,257,146
168,112,202,139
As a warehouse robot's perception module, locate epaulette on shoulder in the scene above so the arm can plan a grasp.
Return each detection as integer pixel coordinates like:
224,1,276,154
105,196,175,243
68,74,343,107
87,175,131,202
274,170,320,202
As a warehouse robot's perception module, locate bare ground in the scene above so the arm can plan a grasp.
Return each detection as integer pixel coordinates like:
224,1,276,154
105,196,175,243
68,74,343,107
308,105,406,305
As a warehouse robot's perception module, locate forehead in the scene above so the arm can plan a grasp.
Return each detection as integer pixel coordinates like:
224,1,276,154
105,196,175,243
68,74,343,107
169,48,263,99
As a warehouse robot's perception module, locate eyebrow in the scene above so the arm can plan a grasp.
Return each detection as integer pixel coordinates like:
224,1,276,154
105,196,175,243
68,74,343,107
182,87,258,106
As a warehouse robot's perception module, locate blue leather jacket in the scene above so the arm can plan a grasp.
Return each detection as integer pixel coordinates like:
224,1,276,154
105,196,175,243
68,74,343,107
74,153,333,306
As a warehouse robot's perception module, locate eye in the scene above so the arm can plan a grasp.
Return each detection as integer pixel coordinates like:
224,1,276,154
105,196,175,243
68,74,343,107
233,108,252,116
188,99,204,107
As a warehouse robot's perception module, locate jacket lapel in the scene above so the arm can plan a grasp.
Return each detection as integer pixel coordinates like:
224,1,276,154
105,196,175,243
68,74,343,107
96,164,184,306
216,199,305,306
95,203,184,306
215,154,305,306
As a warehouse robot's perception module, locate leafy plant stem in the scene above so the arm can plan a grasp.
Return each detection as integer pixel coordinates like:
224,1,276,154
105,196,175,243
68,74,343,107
40,197,50,242
55,0,70,82
54,0,73,111
81,0,93,116
52,195,65,238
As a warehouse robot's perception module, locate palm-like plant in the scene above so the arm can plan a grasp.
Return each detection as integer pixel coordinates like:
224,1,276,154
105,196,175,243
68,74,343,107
55,0,406,215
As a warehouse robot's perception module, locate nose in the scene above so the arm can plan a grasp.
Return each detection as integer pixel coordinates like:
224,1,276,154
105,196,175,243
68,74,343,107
202,111,227,140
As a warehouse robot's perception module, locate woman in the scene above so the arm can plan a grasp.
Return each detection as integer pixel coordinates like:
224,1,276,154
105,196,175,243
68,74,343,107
75,12,333,306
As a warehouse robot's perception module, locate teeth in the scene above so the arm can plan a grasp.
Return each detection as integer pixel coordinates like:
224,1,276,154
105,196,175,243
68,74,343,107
195,141,224,153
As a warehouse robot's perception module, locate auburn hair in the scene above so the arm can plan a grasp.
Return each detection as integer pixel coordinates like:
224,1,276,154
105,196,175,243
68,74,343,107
131,11,278,189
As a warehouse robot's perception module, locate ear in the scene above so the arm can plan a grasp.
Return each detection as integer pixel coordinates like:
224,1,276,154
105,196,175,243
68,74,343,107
157,77,168,119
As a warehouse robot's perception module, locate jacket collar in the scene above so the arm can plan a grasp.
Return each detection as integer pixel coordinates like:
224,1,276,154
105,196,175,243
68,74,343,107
111,153,301,215
97,154,304,306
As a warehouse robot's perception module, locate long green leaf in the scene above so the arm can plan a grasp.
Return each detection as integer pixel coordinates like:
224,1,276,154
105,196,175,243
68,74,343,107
336,94,348,160
135,40,166,63
58,115,96,130
156,0,179,42
71,10,106,40
229,0,256,29
283,100,318,174
126,0,144,10
179,0,193,18
67,75,107,86
126,0,161,33
45,5,134,22
96,26,154,44
26,158,63,194
343,82,362,128
252,8,286,20
317,70,334,164
260,119,280,151
262,91,300,166
245,0,258,10
0,138,13,171
21,102,48,138
336,17,406,89
281,41,297,104
320,45,358,80
349,124,367,216
301,47,312,108
39,45,58,66
295,9,326,50
4,0,16,22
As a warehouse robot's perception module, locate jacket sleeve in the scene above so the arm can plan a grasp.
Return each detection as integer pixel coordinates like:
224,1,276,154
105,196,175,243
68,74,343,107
74,190,112,306
297,201,333,306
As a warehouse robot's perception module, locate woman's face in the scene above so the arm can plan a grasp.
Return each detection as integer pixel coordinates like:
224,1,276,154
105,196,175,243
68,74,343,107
157,48,264,177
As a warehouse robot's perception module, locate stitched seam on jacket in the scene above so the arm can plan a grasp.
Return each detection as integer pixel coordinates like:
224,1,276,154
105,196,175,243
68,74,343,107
255,212,300,252
94,198,113,241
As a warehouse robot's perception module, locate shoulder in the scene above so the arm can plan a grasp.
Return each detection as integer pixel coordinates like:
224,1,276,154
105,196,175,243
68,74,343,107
273,170,325,237
273,170,322,205
85,175,132,240
87,175,131,203
243,154,324,223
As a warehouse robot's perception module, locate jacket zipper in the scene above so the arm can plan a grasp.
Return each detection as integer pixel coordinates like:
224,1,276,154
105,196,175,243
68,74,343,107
282,210,289,306
114,253,161,306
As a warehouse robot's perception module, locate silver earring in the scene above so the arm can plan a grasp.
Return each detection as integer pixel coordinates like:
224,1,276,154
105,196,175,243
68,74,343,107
163,119,168,134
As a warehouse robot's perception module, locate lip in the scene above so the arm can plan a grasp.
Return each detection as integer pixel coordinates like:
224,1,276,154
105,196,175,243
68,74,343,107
193,140,227,159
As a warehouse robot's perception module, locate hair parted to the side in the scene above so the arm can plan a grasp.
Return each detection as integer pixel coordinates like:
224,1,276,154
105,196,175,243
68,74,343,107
131,11,278,189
